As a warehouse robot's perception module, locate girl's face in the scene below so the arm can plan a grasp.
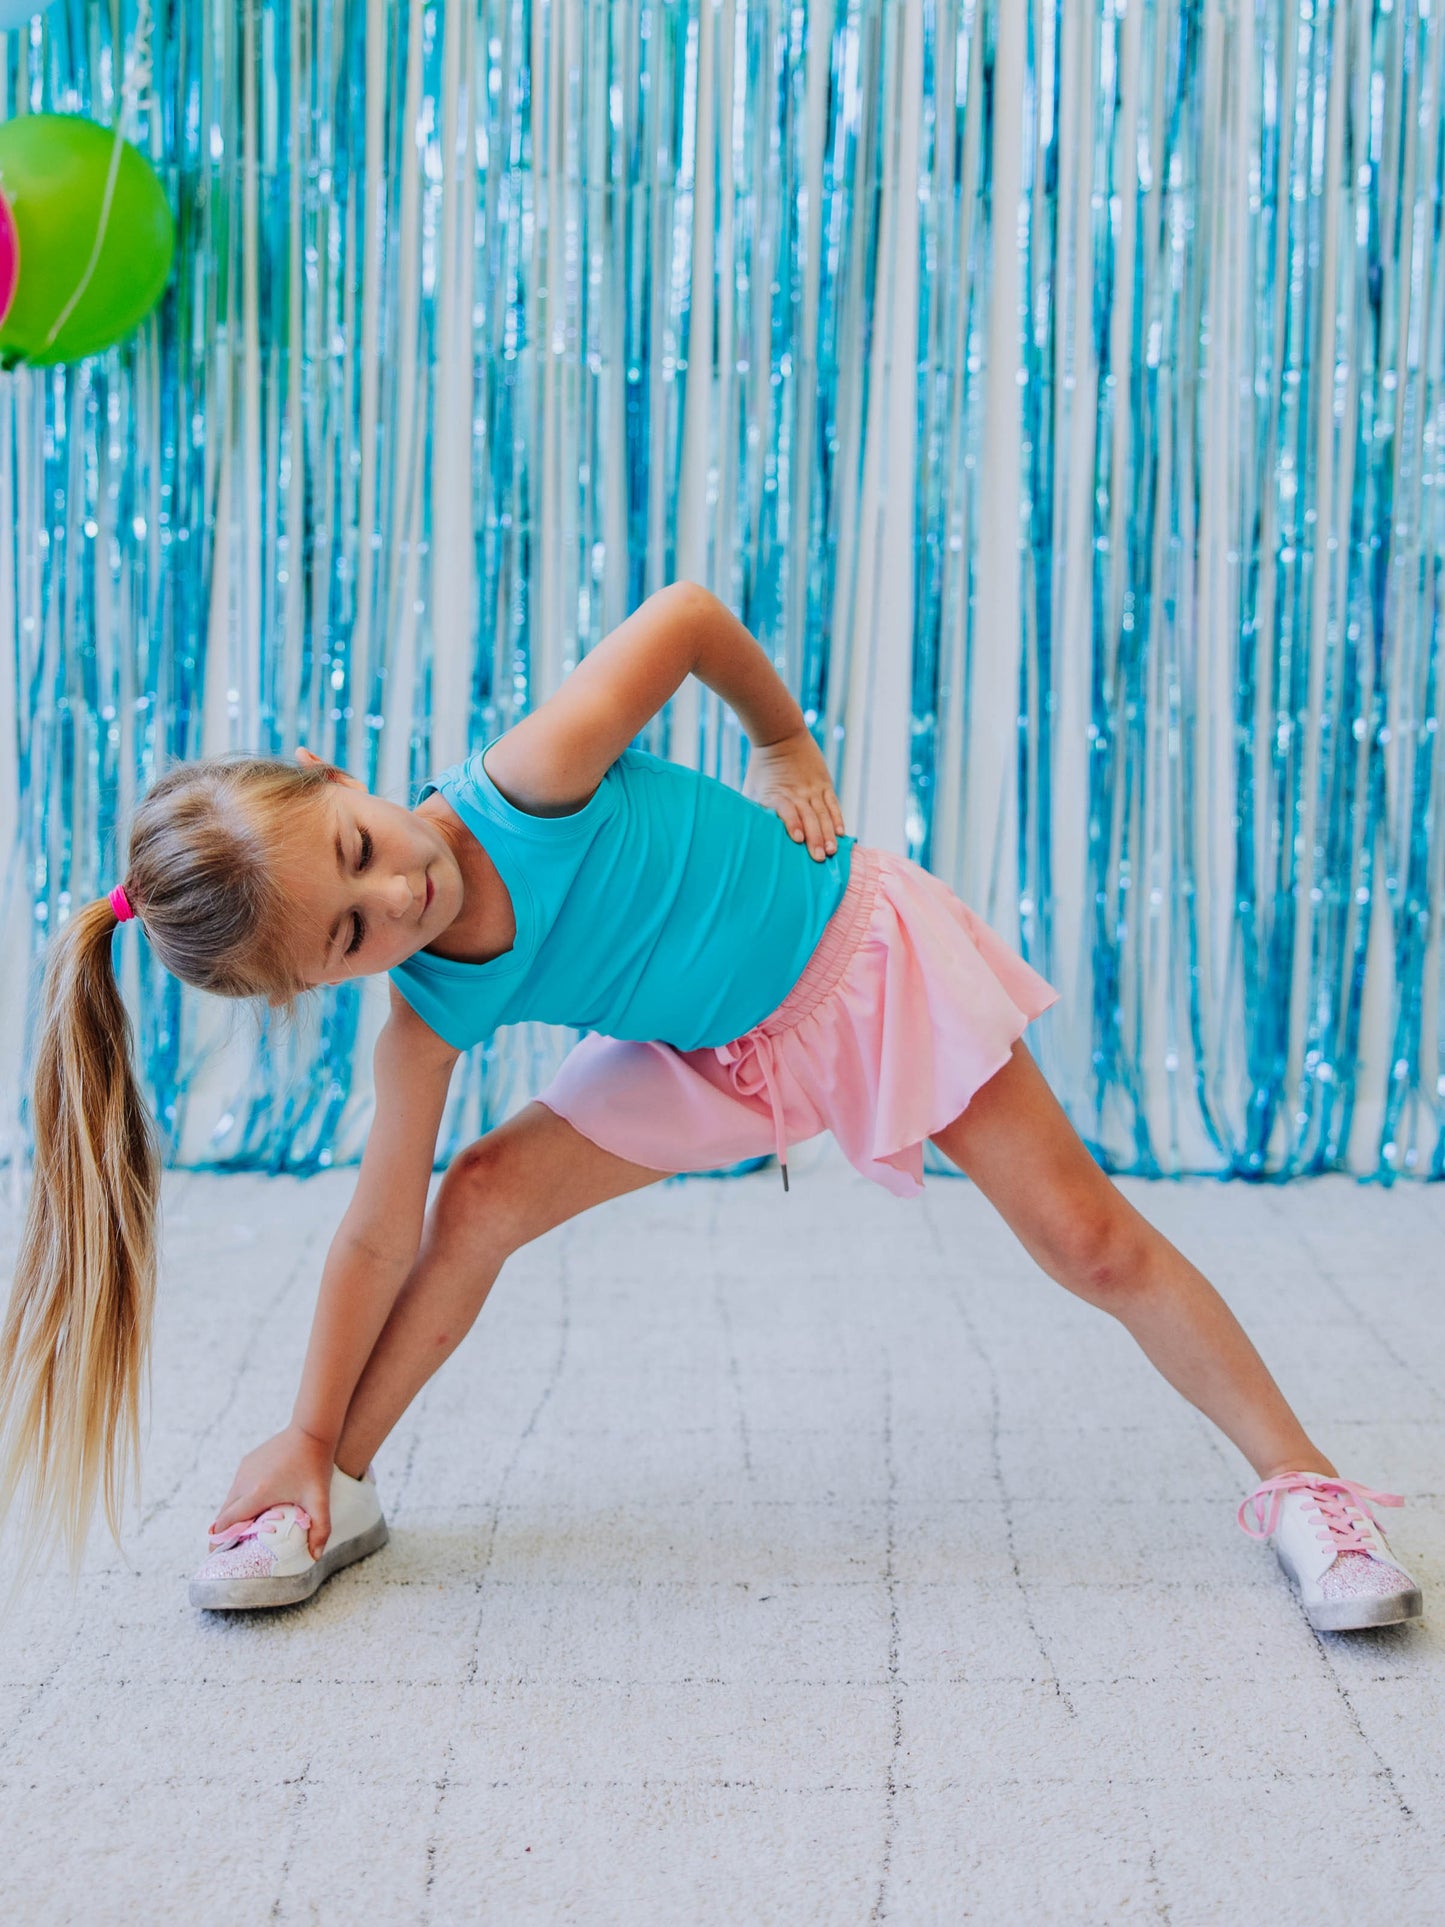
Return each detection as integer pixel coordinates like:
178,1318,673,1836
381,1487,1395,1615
273,764,465,987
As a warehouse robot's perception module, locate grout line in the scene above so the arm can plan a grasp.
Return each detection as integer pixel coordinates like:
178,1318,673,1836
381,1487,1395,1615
267,1756,312,1922
1307,1636,1420,1825
407,1485,1445,1510
0,1632,83,1781
137,1209,334,1536
78,1568,1387,1604
869,1366,902,1924
14,1667,1370,1693
421,1740,453,1908
389,1417,426,1515
1145,1844,1173,1923
2,1766,1434,1797
422,1242,575,1919
921,1193,1076,1719
711,1190,756,1485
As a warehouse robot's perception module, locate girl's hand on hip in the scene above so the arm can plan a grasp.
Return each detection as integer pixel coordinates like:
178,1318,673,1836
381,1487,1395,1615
210,1422,336,1560
744,728,846,860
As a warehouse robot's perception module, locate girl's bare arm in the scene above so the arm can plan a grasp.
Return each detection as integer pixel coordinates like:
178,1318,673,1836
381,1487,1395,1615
210,987,459,1552
483,581,846,859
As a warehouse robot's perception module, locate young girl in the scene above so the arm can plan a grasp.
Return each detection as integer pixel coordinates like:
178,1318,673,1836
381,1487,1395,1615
0,581,1423,1633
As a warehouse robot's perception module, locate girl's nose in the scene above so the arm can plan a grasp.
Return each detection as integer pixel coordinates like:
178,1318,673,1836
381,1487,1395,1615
383,872,414,918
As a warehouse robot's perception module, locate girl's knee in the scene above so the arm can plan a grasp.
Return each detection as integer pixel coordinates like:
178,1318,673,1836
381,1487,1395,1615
1044,1193,1151,1307
434,1135,532,1258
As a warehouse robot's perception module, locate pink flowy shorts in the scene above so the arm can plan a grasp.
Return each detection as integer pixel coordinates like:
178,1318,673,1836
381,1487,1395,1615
536,844,1061,1199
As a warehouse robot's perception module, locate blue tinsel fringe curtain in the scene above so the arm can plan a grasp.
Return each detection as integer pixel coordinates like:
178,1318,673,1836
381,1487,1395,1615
0,0,1441,1183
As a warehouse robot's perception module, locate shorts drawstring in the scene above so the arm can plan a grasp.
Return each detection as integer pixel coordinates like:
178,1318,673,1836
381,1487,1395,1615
709,849,882,1194
714,1031,790,1190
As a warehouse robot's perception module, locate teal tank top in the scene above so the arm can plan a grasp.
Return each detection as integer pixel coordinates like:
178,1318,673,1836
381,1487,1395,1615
389,741,855,1054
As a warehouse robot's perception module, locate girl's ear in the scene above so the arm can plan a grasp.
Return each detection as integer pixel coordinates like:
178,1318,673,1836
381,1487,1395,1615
296,746,364,789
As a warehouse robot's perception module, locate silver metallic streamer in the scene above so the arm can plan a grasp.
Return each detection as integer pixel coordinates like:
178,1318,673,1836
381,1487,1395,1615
1,0,1441,1186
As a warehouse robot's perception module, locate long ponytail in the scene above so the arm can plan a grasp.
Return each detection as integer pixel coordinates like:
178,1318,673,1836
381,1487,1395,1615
0,753,339,1579
0,893,161,1576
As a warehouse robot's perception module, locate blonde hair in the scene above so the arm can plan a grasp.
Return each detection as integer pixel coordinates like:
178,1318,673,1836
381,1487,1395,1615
0,753,341,1576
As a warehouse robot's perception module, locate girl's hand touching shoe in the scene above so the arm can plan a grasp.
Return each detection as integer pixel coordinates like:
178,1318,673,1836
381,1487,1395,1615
210,1422,337,1559
191,1462,389,1612
743,728,845,861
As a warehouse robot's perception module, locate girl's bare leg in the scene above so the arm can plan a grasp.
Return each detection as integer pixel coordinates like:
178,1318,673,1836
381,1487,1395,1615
336,1047,1328,1487
334,1101,669,1477
929,1039,1334,1482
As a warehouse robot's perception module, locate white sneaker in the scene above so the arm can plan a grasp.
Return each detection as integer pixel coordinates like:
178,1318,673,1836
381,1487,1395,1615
189,1464,389,1611
1237,1471,1424,1632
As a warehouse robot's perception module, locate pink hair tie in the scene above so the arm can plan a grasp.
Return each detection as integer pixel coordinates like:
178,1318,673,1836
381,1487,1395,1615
108,884,135,923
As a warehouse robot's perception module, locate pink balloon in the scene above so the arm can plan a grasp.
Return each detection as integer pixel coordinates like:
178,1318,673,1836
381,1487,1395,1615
0,189,17,328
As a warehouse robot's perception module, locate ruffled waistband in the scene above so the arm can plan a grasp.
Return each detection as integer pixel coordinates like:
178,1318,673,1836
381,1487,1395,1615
761,845,883,1035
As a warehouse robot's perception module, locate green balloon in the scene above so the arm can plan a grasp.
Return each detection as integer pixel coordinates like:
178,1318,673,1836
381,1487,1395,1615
0,114,174,368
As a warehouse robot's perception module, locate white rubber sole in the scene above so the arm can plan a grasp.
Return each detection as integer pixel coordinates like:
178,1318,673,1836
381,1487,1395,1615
1276,1546,1424,1633
189,1517,389,1611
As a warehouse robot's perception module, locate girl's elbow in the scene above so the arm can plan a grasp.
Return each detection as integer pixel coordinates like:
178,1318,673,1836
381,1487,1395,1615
661,578,714,618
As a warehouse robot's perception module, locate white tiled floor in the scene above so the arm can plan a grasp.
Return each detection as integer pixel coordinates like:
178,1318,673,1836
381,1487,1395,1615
2,1147,1443,1922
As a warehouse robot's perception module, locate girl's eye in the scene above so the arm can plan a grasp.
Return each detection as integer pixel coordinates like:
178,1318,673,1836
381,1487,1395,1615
344,829,373,956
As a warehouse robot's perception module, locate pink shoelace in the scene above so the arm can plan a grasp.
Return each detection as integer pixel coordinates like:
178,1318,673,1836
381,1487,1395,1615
1235,1472,1403,1550
207,1503,312,1554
